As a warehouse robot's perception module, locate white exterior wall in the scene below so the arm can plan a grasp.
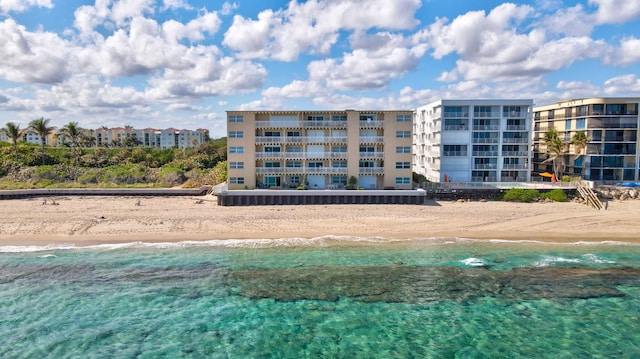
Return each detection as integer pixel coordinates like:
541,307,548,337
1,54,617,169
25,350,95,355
413,99,533,183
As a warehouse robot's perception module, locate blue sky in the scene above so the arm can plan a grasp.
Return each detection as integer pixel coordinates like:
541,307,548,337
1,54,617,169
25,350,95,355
1,0,640,138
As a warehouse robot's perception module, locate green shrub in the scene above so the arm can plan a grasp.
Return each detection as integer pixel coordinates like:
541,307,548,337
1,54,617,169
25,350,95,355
541,189,568,202
502,188,540,202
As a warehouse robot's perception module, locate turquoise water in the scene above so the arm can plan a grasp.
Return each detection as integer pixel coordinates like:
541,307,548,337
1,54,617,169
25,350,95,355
1,237,640,358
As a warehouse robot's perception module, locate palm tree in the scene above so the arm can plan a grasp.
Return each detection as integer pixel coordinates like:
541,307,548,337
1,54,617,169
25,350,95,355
542,128,567,181
1,122,26,161
29,117,55,165
571,131,590,179
58,122,84,165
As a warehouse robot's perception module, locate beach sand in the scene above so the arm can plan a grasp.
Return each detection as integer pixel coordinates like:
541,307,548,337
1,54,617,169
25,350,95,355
1,195,639,246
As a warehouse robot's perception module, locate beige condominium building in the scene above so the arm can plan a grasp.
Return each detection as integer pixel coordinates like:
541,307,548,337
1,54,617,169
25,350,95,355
532,97,640,183
413,99,533,183
226,110,414,190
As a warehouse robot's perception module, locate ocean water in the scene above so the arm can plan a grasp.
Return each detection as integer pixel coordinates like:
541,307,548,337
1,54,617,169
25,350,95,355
1,236,640,358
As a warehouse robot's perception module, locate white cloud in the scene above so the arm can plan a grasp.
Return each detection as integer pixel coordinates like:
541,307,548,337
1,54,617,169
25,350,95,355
540,4,595,36
0,0,52,14
162,0,192,11
603,74,640,94
220,1,238,16
604,37,640,66
589,0,640,24
0,19,70,84
223,0,422,61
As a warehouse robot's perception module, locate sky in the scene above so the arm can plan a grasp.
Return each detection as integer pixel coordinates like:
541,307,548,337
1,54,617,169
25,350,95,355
1,0,640,139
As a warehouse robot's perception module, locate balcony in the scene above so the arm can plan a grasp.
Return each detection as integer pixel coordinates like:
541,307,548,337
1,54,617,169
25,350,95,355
256,121,301,128
443,151,468,157
501,151,529,157
472,138,499,144
502,164,528,170
359,136,384,143
505,125,527,131
255,167,348,175
474,164,497,170
443,112,469,118
472,151,498,156
473,111,501,118
359,167,385,175
304,120,347,128
502,138,528,144
359,120,384,128
472,125,499,131
359,152,384,159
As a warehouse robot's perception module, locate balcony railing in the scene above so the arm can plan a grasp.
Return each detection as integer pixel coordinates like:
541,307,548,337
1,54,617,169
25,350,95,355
256,121,301,128
255,167,348,175
502,138,528,144
501,151,529,157
443,112,469,118
359,152,384,159
472,125,499,131
472,151,498,156
255,136,348,144
443,151,468,157
255,152,351,159
359,136,384,143
443,125,469,131
304,120,347,127
359,120,384,127
473,111,501,118
505,125,527,131
359,167,385,175
472,138,499,144
502,164,528,170
474,164,498,170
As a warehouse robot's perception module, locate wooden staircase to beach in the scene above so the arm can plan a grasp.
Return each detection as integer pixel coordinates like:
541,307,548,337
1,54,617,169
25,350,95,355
576,184,604,210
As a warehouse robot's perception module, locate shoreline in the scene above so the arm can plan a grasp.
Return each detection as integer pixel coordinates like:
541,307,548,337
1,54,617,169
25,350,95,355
1,195,640,247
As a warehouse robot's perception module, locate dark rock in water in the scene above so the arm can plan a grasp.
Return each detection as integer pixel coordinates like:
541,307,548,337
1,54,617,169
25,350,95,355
226,266,640,304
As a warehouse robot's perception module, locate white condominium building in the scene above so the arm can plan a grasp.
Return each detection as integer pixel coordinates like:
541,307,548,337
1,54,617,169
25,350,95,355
413,99,533,183
226,110,414,190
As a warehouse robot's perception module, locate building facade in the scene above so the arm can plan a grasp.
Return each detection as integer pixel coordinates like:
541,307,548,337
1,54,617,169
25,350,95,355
226,110,414,190
413,99,533,183
532,98,640,182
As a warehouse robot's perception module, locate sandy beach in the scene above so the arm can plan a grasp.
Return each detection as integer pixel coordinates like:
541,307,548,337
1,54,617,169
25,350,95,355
1,195,639,246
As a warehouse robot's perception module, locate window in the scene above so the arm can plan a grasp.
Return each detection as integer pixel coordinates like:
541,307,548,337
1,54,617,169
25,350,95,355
396,131,411,138
307,115,324,121
397,114,411,122
264,162,281,168
229,161,244,169
265,131,281,137
332,115,347,121
332,161,347,167
503,106,522,117
396,146,411,153
229,131,244,138
286,161,301,168
360,146,375,153
286,146,302,152
229,146,244,154
332,146,347,152
576,118,586,129
286,131,300,137
443,145,467,156
229,115,244,123
395,177,411,184
396,161,411,169
264,146,281,152
565,120,572,131
332,176,347,184
360,114,377,121
308,162,324,168
229,177,245,184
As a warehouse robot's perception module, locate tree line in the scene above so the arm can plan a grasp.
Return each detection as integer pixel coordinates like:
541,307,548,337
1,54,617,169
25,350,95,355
1,119,227,189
